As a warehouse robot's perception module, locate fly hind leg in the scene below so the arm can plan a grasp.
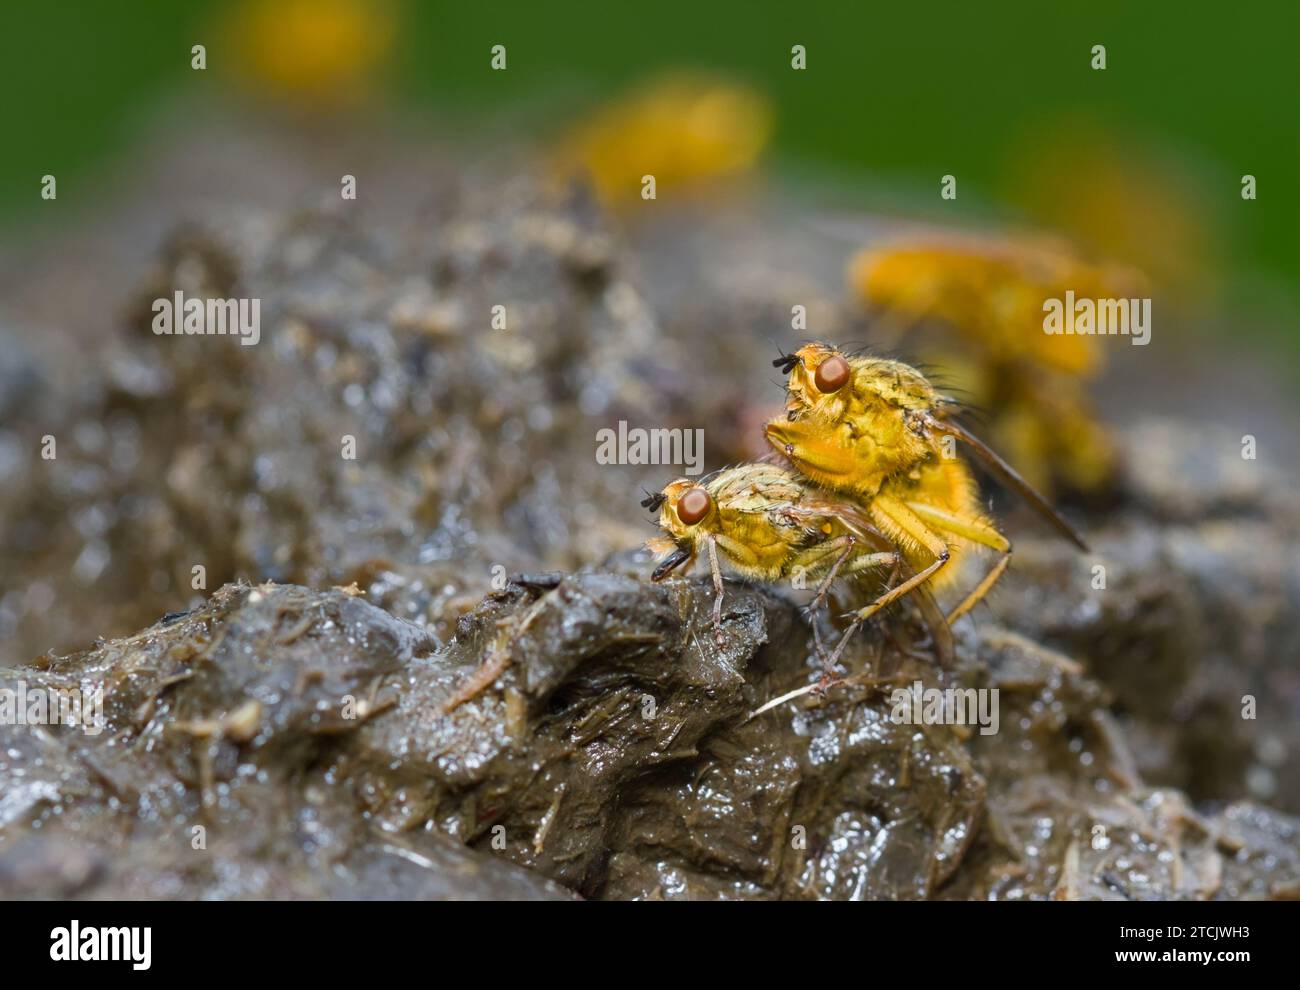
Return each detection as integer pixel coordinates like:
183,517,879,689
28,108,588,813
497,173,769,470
947,553,1011,623
824,495,952,673
904,501,1012,624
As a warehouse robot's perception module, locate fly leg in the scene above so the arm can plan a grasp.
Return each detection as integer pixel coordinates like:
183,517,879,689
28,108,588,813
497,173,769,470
809,619,832,686
706,535,727,648
903,500,1012,624
853,496,952,622
811,545,898,690
801,534,856,689
825,495,952,674
805,535,856,615
947,552,1011,623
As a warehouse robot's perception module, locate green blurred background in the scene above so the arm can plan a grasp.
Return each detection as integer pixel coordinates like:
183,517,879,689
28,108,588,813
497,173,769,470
2,0,1295,353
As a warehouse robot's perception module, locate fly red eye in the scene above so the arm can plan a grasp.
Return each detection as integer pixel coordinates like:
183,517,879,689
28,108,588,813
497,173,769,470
814,355,850,393
676,487,712,526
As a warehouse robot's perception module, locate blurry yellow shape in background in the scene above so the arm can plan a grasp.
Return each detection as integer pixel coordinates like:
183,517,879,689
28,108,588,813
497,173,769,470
553,74,774,206
225,0,395,107
850,236,1147,378
848,236,1146,494
1001,122,1217,304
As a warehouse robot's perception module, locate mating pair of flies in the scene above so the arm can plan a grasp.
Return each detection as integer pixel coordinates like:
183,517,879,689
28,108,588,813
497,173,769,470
640,342,1089,676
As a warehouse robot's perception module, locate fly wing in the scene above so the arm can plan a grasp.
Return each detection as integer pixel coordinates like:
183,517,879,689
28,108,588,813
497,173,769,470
929,416,1089,552
786,491,890,547
714,462,806,515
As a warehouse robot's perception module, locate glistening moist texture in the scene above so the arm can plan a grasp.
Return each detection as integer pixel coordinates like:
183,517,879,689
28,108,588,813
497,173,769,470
2,573,1297,899
0,153,1297,898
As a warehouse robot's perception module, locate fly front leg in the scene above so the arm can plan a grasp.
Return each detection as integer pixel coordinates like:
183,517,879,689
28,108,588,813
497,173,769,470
706,535,727,647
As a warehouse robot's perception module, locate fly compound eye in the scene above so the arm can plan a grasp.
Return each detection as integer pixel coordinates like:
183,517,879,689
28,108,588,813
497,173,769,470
814,354,850,393
676,487,713,526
